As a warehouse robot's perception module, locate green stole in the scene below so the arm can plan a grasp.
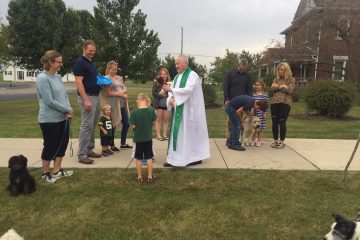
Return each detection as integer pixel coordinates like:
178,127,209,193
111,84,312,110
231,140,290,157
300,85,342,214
168,67,192,151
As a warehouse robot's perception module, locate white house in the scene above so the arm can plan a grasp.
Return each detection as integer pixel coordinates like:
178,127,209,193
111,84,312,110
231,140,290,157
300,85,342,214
2,63,75,82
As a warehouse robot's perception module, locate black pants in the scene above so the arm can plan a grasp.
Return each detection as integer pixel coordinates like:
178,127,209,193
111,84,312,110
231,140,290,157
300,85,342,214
39,120,69,161
271,103,291,141
110,107,130,147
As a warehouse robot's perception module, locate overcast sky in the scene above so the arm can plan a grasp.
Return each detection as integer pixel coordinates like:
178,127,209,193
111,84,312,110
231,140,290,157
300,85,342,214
0,0,301,67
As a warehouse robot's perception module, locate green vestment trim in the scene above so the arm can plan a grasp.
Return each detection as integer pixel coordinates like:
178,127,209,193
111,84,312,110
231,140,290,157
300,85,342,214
168,67,192,151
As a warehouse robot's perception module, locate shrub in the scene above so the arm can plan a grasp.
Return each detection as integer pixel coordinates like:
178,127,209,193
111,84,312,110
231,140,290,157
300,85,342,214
263,73,276,87
292,90,301,102
202,84,217,105
292,85,307,102
304,80,354,118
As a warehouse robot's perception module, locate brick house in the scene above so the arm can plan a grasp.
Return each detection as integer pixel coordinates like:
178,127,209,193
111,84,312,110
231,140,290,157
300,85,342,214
258,0,360,85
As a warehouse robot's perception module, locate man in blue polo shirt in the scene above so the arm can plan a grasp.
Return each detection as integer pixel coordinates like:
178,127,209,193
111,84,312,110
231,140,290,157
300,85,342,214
225,95,267,151
74,40,101,164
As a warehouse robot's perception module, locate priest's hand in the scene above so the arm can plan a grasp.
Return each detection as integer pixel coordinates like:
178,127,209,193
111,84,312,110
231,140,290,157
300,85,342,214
169,97,175,107
162,85,172,93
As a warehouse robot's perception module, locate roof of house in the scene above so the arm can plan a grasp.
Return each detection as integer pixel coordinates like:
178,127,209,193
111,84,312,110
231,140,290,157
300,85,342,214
282,0,360,34
314,0,360,8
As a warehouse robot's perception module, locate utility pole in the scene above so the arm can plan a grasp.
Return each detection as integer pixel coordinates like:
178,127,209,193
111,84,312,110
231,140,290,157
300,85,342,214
181,26,183,54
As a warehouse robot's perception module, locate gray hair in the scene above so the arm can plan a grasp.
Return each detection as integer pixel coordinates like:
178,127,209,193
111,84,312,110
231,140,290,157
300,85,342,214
176,54,189,65
238,58,248,66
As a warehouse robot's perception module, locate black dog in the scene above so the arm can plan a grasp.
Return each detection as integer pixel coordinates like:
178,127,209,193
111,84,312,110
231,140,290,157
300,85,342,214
7,155,36,196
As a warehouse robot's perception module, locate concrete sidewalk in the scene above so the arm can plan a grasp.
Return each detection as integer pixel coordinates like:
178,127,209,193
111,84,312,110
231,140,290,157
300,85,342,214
0,138,359,171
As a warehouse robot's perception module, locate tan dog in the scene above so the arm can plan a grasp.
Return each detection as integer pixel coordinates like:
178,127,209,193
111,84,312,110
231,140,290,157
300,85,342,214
240,116,261,146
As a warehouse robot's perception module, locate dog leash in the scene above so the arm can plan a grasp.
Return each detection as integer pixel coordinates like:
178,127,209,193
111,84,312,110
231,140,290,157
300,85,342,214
68,119,74,157
30,118,70,171
126,128,135,170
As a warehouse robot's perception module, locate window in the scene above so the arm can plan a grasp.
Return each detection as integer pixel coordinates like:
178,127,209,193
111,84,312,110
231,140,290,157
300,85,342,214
336,19,350,40
300,64,308,82
332,61,345,81
26,71,35,77
259,66,267,78
5,71,12,76
332,56,348,81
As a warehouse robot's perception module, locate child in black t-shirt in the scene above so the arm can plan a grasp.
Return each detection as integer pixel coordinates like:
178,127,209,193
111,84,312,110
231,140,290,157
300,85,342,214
98,104,114,157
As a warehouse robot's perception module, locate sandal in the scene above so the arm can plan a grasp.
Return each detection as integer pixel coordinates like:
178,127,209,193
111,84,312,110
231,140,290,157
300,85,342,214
157,137,164,141
147,175,157,184
120,144,132,149
163,136,169,140
136,177,144,184
277,142,286,149
271,141,279,148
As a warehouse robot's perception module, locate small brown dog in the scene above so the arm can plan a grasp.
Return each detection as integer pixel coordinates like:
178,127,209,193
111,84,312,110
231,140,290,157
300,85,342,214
240,116,261,146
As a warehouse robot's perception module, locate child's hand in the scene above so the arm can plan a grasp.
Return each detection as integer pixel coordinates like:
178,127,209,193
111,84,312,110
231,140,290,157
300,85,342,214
122,94,128,99
103,130,108,135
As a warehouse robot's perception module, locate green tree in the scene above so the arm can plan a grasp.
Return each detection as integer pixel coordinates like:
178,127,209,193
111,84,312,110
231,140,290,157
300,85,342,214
6,0,90,74
94,0,161,82
160,54,207,82
208,49,238,85
188,55,207,84
161,54,177,79
0,25,11,65
209,49,259,86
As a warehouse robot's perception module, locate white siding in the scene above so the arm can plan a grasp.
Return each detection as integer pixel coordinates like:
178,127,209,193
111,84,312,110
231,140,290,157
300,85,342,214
2,64,75,82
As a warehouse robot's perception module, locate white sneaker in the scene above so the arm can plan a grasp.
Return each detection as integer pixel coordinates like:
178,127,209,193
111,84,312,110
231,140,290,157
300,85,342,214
42,173,57,183
255,140,261,147
51,169,73,179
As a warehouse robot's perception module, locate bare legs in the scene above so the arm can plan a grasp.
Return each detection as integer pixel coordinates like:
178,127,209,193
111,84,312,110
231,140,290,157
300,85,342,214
162,110,170,138
136,159,153,180
155,109,170,139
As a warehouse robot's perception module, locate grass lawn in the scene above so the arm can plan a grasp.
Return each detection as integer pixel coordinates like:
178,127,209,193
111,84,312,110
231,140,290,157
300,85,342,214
0,89,359,139
1,169,360,239
1,87,360,239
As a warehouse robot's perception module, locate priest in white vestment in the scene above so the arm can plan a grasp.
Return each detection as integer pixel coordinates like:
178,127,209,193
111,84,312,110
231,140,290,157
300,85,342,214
162,54,210,167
